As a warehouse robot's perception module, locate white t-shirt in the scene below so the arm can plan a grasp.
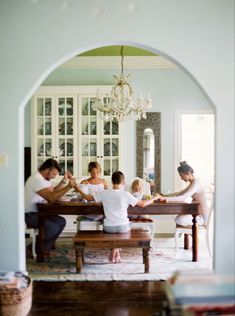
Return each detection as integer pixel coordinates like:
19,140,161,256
86,183,105,195
25,171,52,213
94,189,138,227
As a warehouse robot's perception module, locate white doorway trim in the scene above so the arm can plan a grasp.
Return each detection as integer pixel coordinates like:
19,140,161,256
174,109,215,191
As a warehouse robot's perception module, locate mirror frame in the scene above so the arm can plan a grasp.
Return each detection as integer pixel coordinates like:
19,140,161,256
136,112,161,192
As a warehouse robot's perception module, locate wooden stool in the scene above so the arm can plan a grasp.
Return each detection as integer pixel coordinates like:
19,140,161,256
73,229,151,273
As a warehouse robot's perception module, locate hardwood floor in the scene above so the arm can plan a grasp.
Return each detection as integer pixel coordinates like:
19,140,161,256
29,281,168,316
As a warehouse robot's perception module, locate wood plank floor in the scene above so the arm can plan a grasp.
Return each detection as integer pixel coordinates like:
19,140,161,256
29,281,168,316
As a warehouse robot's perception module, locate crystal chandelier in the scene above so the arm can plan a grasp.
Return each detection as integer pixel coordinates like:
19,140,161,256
93,46,152,121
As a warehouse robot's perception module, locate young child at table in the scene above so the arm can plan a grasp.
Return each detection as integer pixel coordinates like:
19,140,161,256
129,179,150,221
75,171,159,263
131,179,144,200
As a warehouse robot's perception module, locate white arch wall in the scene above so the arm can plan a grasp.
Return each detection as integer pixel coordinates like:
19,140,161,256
0,0,234,274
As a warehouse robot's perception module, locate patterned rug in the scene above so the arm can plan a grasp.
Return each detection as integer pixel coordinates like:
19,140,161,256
27,236,213,281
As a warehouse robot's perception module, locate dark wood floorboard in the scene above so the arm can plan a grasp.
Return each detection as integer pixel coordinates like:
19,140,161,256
29,281,168,316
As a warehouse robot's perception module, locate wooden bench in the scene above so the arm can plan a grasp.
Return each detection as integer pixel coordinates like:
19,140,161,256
73,229,151,273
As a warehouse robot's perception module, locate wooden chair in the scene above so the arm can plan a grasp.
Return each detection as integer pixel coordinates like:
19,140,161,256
76,182,104,232
25,224,38,259
174,201,214,256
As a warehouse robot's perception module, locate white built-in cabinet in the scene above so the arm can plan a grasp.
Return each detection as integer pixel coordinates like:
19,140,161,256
31,86,122,180
31,86,122,234
31,94,78,176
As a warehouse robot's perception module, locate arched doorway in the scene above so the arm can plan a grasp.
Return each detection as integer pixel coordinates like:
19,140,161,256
23,42,215,274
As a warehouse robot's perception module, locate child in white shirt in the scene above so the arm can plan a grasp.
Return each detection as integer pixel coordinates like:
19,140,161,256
75,171,159,263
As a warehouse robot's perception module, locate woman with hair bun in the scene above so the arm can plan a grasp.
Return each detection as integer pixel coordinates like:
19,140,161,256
157,161,209,226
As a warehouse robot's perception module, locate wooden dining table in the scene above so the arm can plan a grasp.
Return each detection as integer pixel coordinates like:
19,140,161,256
36,200,200,263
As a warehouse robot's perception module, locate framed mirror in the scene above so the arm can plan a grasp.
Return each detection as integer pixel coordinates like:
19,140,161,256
136,112,161,192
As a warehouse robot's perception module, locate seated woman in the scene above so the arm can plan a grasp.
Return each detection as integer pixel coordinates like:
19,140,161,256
75,161,108,221
157,161,209,226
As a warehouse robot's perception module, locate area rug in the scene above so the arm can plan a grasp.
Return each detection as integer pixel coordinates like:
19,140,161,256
27,236,213,281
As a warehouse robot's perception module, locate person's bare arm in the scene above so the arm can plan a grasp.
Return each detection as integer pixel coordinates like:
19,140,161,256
162,184,190,197
74,184,94,201
136,195,159,207
81,179,89,185
54,172,74,191
37,179,76,203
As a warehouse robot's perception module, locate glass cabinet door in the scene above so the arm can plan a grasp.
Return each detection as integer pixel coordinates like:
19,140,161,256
35,97,53,169
80,97,99,177
102,112,120,177
78,96,121,179
103,136,119,176
56,96,76,175
102,120,119,176
33,88,121,181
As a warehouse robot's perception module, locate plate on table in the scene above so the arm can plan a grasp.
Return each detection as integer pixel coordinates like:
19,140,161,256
59,122,73,135
104,121,118,135
59,142,73,156
103,142,118,156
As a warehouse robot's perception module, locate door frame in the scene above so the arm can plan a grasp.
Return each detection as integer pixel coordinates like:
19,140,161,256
174,109,215,191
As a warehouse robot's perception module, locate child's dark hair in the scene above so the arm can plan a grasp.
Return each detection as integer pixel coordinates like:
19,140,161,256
38,158,61,172
177,161,194,174
112,171,125,185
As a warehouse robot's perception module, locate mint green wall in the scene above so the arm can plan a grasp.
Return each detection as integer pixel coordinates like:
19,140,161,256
1,0,234,274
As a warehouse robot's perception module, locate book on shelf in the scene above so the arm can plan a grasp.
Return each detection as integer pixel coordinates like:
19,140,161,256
184,304,235,316
165,270,235,315
0,271,14,283
0,276,21,289
167,282,235,305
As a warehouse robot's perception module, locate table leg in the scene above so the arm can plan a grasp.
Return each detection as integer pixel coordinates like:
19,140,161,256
184,234,190,250
192,215,198,262
75,247,83,273
37,216,46,262
143,248,150,273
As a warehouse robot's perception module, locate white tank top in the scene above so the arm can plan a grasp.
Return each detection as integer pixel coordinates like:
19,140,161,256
86,183,105,195
81,182,105,220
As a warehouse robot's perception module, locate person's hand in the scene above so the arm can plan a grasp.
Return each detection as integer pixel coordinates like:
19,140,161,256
62,172,75,185
66,171,75,180
152,193,160,201
68,178,77,188
156,193,166,202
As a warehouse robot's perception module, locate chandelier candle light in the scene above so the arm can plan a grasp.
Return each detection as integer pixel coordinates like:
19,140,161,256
93,46,152,121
